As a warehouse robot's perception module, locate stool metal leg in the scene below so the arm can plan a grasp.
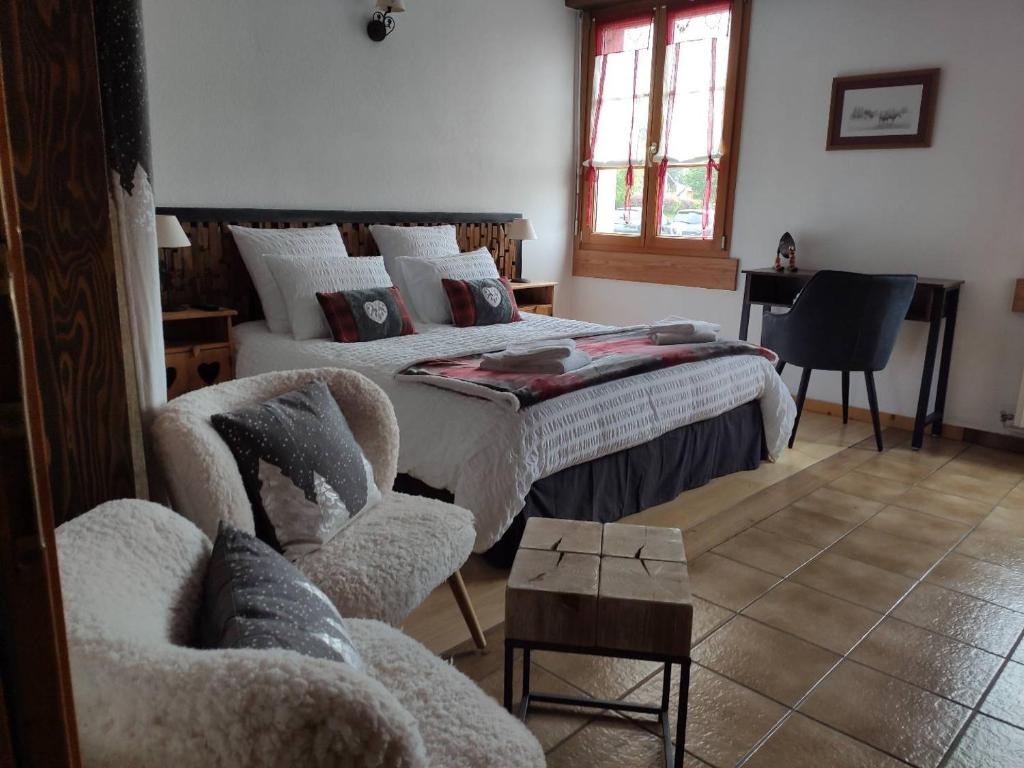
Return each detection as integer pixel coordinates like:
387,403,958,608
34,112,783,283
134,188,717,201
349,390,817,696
503,639,514,712
675,659,691,768
661,663,673,768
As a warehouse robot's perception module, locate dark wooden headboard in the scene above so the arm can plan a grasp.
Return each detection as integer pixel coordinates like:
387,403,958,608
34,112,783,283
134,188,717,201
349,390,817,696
155,207,522,322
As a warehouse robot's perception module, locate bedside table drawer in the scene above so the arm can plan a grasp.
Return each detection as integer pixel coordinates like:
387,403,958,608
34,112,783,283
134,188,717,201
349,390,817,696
165,345,234,398
518,303,553,316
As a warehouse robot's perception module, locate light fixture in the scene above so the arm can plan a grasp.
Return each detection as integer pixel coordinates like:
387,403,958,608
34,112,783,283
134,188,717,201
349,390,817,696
506,217,537,282
156,214,190,249
367,0,405,42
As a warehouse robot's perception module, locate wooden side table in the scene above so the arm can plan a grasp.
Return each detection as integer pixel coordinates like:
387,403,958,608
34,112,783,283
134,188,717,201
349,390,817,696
504,518,692,768
510,281,557,316
162,308,237,398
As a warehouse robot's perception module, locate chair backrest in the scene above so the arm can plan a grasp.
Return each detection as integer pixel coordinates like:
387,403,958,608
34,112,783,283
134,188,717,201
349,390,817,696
152,367,400,541
768,270,917,371
56,500,210,648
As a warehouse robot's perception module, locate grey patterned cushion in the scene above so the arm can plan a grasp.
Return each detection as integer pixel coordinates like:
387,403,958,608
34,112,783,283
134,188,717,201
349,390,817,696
210,379,382,559
200,522,362,667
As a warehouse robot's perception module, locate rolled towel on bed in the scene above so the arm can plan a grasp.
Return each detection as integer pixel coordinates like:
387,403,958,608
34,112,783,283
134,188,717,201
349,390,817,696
501,338,576,359
480,349,593,374
650,330,719,345
648,316,720,344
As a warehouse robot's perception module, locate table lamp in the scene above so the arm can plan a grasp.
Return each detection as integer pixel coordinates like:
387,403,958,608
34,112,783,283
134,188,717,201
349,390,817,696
506,217,537,283
156,215,191,311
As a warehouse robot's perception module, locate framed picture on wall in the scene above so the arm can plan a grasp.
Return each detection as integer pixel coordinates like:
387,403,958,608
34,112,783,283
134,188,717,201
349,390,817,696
826,68,940,150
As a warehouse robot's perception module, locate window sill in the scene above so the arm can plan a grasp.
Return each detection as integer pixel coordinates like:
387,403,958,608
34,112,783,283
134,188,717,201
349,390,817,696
573,247,739,290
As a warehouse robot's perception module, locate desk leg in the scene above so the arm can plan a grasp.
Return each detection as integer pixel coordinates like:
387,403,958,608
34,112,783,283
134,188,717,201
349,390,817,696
913,292,944,450
932,289,959,437
739,276,752,342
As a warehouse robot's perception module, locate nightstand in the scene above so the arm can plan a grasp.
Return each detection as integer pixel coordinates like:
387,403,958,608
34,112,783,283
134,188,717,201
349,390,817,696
163,308,237,398
511,281,557,316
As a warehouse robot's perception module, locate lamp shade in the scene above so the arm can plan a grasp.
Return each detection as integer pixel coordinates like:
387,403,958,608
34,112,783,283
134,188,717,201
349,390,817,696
156,215,190,249
506,217,537,241
376,0,405,11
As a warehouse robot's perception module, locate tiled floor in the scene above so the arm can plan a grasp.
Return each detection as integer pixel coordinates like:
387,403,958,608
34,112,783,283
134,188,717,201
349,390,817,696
444,427,1024,767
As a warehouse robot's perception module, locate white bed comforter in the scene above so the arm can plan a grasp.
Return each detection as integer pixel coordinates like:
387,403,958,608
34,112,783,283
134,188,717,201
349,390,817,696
234,315,796,551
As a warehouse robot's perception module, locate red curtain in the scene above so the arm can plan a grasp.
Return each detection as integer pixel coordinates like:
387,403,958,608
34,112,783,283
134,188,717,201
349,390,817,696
657,1,731,238
585,13,653,227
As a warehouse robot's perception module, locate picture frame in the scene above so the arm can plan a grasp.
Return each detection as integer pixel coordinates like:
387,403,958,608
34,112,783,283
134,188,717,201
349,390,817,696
826,68,940,150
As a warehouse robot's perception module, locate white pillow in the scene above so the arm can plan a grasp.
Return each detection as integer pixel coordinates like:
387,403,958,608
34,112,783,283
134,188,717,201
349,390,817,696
229,224,348,335
369,224,460,300
265,254,393,340
396,248,500,324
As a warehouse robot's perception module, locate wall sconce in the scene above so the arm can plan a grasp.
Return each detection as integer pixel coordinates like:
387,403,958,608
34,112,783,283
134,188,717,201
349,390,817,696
367,0,405,42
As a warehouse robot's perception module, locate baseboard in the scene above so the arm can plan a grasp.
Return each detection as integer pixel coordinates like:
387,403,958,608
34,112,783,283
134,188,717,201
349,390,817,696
802,398,965,441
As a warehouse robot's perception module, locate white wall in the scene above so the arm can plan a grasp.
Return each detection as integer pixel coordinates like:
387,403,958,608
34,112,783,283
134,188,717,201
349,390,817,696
570,0,1024,433
142,0,579,289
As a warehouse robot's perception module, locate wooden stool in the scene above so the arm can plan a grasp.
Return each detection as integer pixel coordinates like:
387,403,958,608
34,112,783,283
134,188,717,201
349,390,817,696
504,518,693,768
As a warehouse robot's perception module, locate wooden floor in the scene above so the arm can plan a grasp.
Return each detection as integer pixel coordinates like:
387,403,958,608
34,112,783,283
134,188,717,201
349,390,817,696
402,411,878,654
403,414,1024,767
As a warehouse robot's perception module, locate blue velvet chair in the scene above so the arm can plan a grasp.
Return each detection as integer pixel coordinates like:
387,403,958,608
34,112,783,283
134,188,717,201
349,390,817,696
762,270,917,451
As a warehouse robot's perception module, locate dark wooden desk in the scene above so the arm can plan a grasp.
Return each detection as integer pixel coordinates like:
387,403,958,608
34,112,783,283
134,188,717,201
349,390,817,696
739,268,963,450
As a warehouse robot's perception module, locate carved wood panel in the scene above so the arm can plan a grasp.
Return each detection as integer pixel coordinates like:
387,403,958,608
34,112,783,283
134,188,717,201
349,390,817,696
156,209,521,322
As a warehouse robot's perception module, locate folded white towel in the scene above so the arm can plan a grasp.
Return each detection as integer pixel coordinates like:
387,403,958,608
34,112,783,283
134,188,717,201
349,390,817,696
650,316,721,336
480,349,592,374
650,330,718,345
502,338,576,359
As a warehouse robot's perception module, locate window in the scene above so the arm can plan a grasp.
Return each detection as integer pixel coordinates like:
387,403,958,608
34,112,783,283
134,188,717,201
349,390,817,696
574,0,750,289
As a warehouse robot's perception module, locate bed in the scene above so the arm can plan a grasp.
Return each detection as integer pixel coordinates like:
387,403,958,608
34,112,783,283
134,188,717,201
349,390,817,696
158,207,796,562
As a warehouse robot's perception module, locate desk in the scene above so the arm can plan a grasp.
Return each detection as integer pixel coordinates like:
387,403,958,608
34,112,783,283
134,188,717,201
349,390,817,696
739,268,963,451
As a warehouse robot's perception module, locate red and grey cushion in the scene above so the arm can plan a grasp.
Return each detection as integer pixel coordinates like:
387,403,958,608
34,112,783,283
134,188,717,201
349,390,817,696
316,286,416,343
442,277,522,327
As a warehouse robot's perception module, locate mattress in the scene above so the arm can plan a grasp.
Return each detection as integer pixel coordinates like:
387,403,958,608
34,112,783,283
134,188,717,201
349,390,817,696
234,314,796,551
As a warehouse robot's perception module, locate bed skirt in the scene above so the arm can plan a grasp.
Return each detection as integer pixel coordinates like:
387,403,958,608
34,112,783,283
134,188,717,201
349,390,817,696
394,399,767,568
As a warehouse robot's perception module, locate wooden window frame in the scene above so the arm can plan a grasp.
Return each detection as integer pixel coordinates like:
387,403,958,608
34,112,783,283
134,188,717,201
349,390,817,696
573,0,751,290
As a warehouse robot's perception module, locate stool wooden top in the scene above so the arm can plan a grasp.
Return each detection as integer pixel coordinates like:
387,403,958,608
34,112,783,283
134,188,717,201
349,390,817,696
506,519,693,657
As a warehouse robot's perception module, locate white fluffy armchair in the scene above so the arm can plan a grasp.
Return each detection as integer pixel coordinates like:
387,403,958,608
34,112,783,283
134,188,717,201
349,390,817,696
151,368,484,644
56,500,544,768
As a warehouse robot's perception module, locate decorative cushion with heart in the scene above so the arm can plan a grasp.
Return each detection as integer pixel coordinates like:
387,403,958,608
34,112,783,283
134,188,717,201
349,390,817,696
316,286,416,343
211,379,383,559
442,277,522,327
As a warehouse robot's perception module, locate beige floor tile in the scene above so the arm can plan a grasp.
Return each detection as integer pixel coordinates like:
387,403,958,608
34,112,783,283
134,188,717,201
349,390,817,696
687,552,779,611
956,530,1024,573
744,713,907,768
892,582,1024,656
944,455,1024,486
712,527,821,577
945,714,1024,768
790,485,885,524
864,505,971,549
849,617,1002,706
691,596,735,645
799,660,970,768
921,469,1015,505
478,662,595,751
632,666,788,767
894,485,992,525
830,526,947,579
756,505,858,548
978,506,1024,537
999,483,1024,512
789,551,915,613
743,581,881,655
693,615,838,706
449,623,506,680
980,661,1024,728
1015,645,1024,664
828,471,910,504
888,433,964,463
859,452,939,483
927,553,1024,613
545,715,666,767
531,650,660,701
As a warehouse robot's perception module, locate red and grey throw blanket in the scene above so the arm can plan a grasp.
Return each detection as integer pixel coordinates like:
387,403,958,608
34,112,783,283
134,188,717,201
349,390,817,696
396,329,778,410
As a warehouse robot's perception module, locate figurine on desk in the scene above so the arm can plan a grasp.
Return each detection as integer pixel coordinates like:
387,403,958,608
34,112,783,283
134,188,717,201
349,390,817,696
774,232,798,272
